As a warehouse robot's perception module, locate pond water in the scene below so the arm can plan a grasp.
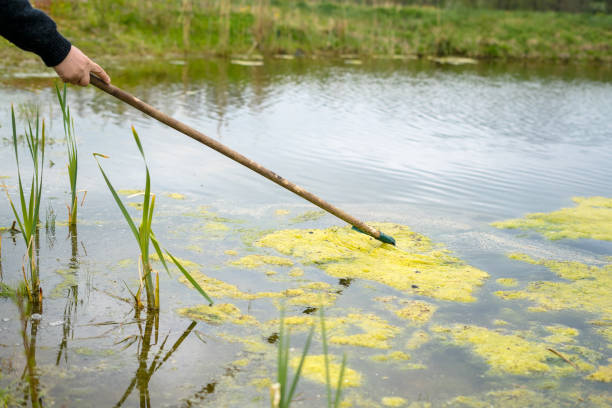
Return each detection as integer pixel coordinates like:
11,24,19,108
0,59,611,407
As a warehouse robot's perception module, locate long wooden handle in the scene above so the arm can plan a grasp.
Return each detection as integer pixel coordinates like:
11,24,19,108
89,74,390,244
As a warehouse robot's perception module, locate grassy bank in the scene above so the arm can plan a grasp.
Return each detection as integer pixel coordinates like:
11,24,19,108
4,1,612,64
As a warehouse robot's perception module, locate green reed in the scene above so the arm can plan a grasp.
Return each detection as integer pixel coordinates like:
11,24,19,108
94,127,211,309
55,84,79,226
320,308,346,408
4,106,45,302
274,309,314,408
273,308,346,408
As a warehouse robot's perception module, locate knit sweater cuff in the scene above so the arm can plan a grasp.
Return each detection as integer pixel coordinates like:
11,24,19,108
40,32,72,67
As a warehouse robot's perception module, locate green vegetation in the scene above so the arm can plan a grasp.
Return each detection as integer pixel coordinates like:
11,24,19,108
15,0,608,62
94,127,211,309
3,107,45,305
272,309,347,408
55,84,79,226
274,309,314,408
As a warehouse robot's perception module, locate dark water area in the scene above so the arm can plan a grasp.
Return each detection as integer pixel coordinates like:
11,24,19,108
0,58,611,407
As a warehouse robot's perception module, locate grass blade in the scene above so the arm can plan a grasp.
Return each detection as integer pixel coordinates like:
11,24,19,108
165,250,213,305
286,324,314,406
93,153,140,244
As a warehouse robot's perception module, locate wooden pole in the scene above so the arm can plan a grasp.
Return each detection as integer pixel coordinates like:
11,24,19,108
89,74,395,245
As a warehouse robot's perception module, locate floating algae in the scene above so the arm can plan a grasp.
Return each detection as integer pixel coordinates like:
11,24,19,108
257,223,489,302
405,330,430,350
495,254,612,325
394,301,437,325
289,355,361,387
50,269,78,298
448,388,612,408
150,253,200,270
543,325,579,344
289,209,327,224
178,303,257,326
288,267,304,277
496,278,518,287
266,313,400,349
372,351,411,362
329,314,400,349
275,209,290,216
118,189,144,196
224,250,238,256
179,269,338,308
492,197,612,241
587,359,612,383
433,325,593,376
230,255,293,268
164,192,185,200
381,396,407,407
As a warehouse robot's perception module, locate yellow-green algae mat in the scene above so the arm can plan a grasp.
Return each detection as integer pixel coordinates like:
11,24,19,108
257,223,489,302
490,196,612,383
492,196,612,241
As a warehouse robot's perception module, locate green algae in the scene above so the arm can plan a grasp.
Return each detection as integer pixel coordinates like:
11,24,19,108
496,278,518,287
543,325,579,344
382,397,407,407
288,267,304,277
405,330,430,350
117,189,144,196
394,301,437,325
289,354,361,387
587,359,612,383
267,313,400,349
164,192,185,200
230,254,293,269
289,209,327,224
224,249,238,256
449,388,612,408
204,222,230,232
117,258,135,268
179,269,338,308
50,269,78,298
178,303,258,326
496,255,612,329
433,325,594,376
492,196,612,241
275,209,290,216
257,223,489,302
372,351,411,362
150,253,200,270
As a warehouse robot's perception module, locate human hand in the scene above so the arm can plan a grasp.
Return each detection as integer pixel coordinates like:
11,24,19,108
53,45,110,86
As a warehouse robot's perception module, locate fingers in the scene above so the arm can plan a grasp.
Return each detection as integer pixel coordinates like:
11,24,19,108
90,62,111,84
53,45,110,87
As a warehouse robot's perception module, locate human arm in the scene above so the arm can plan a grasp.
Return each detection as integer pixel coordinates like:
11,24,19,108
0,0,110,85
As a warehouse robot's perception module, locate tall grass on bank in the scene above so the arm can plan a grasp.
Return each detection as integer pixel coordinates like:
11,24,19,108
3,107,45,303
40,0,612,62
320,309,346,408
94,127,211,309
55,84,79,226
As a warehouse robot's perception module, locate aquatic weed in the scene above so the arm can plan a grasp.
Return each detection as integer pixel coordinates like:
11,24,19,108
273,308,315,408
94,127,211,309
55,84,80,225
3,106,45,303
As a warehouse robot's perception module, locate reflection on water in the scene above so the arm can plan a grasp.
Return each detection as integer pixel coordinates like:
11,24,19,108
0,58,611,406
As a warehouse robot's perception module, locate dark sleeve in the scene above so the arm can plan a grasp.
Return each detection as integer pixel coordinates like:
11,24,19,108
0,0,72,66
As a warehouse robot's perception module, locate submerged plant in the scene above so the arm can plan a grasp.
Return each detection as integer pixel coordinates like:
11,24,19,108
94,127,211,309
55,84,80,225
4,106,45,303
